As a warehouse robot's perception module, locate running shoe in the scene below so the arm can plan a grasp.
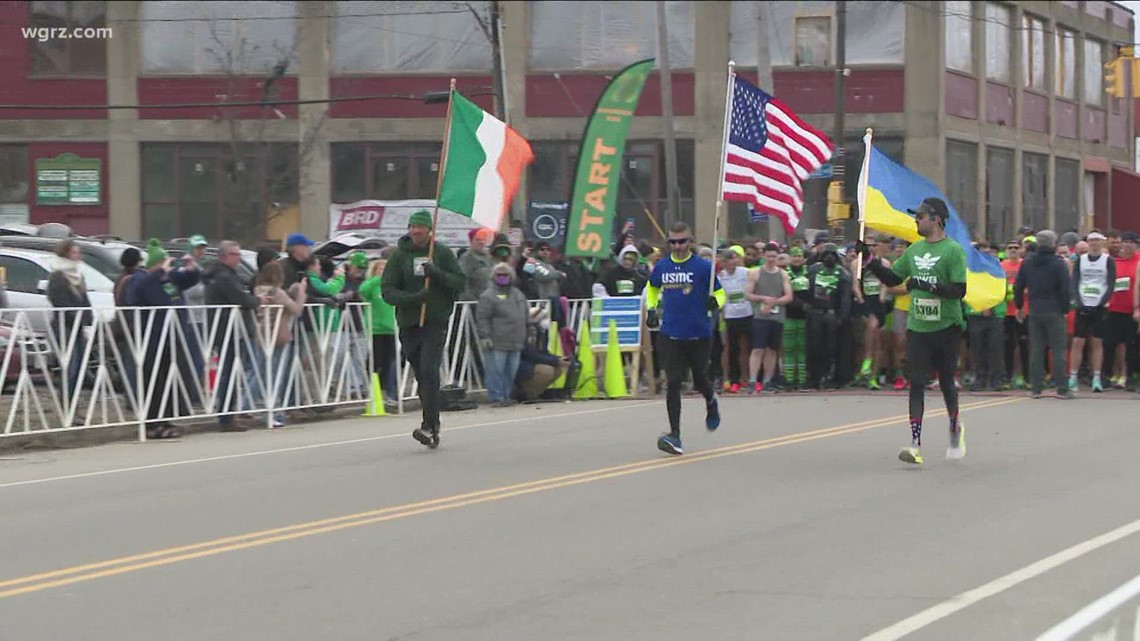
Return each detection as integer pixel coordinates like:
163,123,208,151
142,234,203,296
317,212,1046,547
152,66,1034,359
947,422,966,460
1068,375,1078,393
729,382,741,394
1058,389,1076,400
752,381,764,394
705,396,721,432
1012,375,1027,390
1092,377,1104,393
868,377,882,391
657,433,683,456
899,445,924,465
893,376,907,391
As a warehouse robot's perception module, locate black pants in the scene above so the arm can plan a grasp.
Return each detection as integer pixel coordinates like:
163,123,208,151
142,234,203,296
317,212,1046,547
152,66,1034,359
1102,311,1139,381
968,315,1003,388
144,342,174,422
906,327,961,430
659,336,714,438
1003,316,1028,381
371,334,397,398
806,310,838,387
1028,313,1069,394
401,323,448,431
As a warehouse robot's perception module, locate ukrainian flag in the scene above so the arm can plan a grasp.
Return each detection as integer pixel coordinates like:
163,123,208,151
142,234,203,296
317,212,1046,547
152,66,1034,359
857,136,1007,311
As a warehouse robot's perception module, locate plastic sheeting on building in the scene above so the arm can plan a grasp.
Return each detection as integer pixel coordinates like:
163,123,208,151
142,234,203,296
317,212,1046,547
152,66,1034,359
140,1,297,75
729,1,904,69
332,1,493,73
528,1,694,71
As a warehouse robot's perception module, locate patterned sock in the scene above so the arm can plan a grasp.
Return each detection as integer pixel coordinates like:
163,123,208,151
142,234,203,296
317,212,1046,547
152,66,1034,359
949,412,960,433
910,421,922,446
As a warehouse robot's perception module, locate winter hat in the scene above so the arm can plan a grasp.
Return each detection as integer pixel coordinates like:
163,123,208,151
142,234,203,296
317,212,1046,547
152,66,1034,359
1059,231,1080,249
620,244,639,258
408,210,433,229
492,262,513,277
348,251,369,269
789,247,804,257
120,246,142,269
145,239,167,268
187,234,208,249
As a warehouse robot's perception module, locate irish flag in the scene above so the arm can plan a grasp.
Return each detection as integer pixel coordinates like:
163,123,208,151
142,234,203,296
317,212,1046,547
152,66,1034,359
437,92,534,229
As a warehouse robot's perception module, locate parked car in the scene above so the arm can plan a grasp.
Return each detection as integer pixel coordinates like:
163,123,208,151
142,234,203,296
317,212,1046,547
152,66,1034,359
0,235,136,282
0,322,52,392
126,240,258,284
0,247,115,333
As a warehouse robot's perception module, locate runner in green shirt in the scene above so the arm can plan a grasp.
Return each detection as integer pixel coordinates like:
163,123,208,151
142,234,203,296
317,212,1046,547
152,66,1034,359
858,197,969,465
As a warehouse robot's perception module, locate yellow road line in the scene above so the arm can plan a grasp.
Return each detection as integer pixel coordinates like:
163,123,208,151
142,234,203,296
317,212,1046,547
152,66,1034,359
0,397,1022,599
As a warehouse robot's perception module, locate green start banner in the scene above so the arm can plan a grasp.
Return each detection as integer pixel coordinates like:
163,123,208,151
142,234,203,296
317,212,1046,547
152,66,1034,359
564,58,654,258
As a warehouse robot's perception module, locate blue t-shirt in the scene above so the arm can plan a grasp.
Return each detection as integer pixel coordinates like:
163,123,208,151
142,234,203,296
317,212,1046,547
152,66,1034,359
649,253,721,340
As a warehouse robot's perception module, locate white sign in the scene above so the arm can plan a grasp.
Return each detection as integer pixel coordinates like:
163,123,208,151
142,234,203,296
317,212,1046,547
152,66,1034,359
328,199,486,248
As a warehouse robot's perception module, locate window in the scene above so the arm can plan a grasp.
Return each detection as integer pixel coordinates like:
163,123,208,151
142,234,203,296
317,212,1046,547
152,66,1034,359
141,143,298,242
140,2,296,74
27,1,107,75
944,0,973,73
1055,28,1077,99
984,3,1012,82
985,147,1014,244
334,0,492,73
794,15,832,68
946,141,979,234
529,1,694,71
0,146,29,227
1084,39,1105,106
1022,152,1049,231
331,144,443,204
0,257,47,294
729,2,904,67
1055,158,1080,233
1022,15,1047,91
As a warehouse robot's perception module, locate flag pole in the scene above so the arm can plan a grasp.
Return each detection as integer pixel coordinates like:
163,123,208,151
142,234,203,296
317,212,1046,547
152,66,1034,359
420,77,457,326
711,60,736,296
855,127,873,282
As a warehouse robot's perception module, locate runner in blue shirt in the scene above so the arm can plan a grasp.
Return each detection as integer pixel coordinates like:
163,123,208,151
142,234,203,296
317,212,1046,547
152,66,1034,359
646,222,726,455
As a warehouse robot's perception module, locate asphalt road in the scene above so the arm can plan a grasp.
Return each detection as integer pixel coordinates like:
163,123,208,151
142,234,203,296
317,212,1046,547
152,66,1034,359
0,392,1138,641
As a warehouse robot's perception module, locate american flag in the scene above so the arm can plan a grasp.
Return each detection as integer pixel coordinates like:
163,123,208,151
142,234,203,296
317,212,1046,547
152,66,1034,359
721,75,833,234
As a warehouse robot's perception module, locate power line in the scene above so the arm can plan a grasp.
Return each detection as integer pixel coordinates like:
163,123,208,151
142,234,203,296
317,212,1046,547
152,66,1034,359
0,89,494,111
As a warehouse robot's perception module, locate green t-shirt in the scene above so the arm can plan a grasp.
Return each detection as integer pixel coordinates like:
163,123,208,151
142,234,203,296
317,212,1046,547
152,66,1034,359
890,238,968,333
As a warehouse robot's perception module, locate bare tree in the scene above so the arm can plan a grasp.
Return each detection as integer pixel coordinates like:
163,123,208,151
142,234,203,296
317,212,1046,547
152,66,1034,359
205,21,327,246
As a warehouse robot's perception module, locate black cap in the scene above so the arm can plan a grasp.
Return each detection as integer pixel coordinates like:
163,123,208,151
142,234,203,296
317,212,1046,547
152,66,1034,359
907,197,950,221
536,241,551,250
1123,231,1139,243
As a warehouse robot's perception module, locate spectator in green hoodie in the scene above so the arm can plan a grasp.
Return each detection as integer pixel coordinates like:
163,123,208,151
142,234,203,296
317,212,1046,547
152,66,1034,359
358,252,398,403
381,210,465,448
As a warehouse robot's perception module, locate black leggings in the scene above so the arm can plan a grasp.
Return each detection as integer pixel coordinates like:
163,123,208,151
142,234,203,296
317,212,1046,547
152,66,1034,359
659,336,715,438
1003,316,1028,380
906,327,961,431
400,323,448,431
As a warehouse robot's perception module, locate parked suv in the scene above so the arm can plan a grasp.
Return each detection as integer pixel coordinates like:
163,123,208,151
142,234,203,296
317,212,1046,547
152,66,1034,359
0,235,135,282
0,247,115,333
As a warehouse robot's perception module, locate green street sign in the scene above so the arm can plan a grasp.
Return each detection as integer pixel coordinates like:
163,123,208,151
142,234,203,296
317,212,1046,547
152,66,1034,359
35,153,101,205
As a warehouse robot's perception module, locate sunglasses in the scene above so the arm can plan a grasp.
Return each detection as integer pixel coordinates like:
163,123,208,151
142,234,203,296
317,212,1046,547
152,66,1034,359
667,238,691,245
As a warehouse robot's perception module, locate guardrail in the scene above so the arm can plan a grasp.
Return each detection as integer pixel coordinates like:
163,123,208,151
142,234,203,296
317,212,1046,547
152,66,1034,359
0,298,599,441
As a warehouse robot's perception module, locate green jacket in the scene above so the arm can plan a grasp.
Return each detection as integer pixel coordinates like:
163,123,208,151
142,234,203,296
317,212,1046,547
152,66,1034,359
358,275,397,335
308,271,345,331
381,235,465,328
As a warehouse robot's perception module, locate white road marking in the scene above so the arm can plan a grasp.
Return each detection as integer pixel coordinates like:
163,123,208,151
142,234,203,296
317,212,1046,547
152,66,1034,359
862,517,1140,640
1036,573,1140,641
0,402,659,490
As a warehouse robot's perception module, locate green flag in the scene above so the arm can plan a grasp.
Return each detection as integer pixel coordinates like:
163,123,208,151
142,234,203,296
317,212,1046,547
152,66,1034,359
564,58,655,258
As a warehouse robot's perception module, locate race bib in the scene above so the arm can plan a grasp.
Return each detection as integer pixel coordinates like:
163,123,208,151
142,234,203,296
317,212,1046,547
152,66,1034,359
1114,277,1130,293
616,280,634,294
728,291,746,304
913,298,941,322
1080,284,1103,298
863,279,881,296
414,257,428,276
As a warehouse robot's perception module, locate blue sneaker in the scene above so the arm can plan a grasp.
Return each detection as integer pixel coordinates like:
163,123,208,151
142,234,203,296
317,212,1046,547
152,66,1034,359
657,434,683,456
705,396,721,432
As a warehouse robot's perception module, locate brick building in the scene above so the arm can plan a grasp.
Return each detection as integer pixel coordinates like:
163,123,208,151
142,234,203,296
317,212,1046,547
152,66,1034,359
0,1,1135,245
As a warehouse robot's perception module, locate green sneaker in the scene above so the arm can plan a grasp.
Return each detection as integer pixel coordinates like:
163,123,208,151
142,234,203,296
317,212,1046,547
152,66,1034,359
899,446,924,465
1068,375,1078,393
1012,375,1027,390
868,377,881,391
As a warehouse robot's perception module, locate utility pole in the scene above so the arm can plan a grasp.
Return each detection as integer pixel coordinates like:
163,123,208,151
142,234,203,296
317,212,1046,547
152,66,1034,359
827,0,849,238
657,0,681,230
489,0,506,122
754,2,783,243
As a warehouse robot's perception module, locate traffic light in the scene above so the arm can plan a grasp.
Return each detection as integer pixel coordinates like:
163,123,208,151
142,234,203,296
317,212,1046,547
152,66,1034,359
826,181,850,222
1105,58,1125,99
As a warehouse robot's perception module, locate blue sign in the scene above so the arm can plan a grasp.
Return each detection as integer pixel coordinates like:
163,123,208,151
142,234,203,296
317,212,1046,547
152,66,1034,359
748,203,769,223
590,297,642,349
810,163,833,179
